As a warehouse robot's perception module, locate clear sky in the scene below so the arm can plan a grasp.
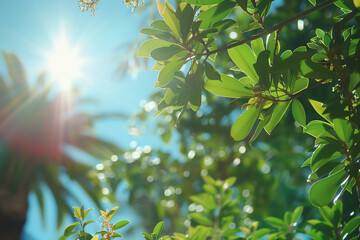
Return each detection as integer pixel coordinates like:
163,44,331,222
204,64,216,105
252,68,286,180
0,0,165,239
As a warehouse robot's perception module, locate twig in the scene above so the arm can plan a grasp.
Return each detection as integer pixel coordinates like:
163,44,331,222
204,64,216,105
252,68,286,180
205,0,337,56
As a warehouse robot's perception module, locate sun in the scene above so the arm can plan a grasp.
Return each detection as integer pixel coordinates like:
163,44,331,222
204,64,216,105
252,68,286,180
45,32,86,91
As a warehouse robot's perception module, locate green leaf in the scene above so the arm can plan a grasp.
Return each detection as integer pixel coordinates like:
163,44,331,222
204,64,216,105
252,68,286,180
112,232,122,238
157,60,185,87
311,143,343,170
308,0,316,6
309,99,332,123
198,1,236,29
140,28,175,41
204,74,253,98
315,28,325,38
264,101,291,134
83,220,96,228
179,3,194,39
142,232,153,240
150,45,184,61
291,77,309,94
292,206,303,223
204,61,220,80
107,206,119,222
189,213,213,226
304,120,333,138
342,216,360,237
300,60,336,80
265,217,287,228
252,228,272,238
73,207,81,220
228,44,258,84
292,99,306,127
333,118,352,142
254,50,270,88
84,208,93,219
163,1,181,38
284,212,293,226
188,64,204,111
153,221,164,238
251,37,265,56
309,168,348,207
64,222,80,237
266,31,280,62
311,52,327,62
231,106,260,141
114,220,130,230
185,0,225,5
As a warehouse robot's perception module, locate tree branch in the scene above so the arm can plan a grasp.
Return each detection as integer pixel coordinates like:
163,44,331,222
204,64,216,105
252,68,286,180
205,0,337,56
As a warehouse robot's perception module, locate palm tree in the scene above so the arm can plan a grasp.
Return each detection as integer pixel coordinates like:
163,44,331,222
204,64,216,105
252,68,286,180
0,51,123,239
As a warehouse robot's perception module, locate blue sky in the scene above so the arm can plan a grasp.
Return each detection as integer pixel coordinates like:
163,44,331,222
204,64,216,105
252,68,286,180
0,0,166,239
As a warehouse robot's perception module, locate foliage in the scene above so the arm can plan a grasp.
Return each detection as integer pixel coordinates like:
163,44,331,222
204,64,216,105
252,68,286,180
62,177,360,239
137,0,360,212
59,205,129,240
72,0,360,239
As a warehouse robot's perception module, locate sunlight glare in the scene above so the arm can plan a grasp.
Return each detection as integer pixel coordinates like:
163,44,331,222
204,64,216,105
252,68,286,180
46,33,86,91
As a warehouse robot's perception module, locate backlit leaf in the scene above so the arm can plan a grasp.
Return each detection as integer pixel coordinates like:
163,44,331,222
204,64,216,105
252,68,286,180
231,106,260,141
309,168,348,207
204,74,253,98
228,44,258,84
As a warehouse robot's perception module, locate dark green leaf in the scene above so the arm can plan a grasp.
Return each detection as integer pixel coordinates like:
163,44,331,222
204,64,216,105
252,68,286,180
150,45,184,61
204,61,220,80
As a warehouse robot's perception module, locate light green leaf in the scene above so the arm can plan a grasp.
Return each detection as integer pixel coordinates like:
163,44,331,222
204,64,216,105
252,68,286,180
228,44,258,84
308,0,316,6
309,169,348,207
185,0,225,5
136,39,173,57
292,206,303,223
264,101,291,134
157,60,185,87
291,77,309,94
153,221,164,238
114,220,130,230
107,206,119,222
204,74,253,98
73,207,81,220
83,220,96,228
231,106,260,141
292,99,306,127
163,1,181,38
304,120,333,138
198,1,235,29
309,99,332,123
251,37,265,56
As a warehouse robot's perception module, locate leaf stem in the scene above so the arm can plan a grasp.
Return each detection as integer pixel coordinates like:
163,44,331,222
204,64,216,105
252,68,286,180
205,0,337,56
